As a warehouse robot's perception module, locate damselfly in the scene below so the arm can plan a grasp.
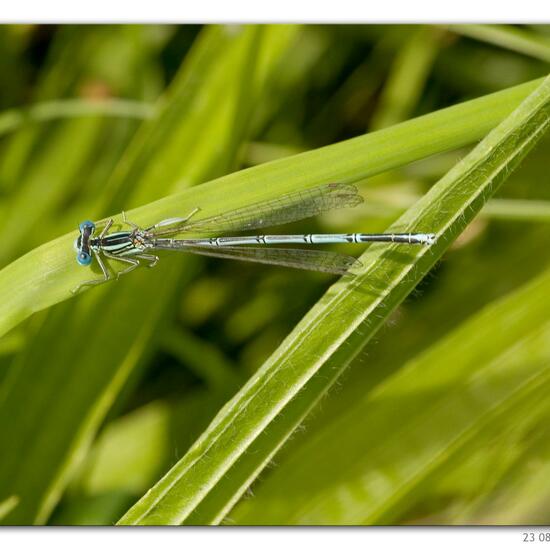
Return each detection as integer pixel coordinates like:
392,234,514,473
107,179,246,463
73,183,436,294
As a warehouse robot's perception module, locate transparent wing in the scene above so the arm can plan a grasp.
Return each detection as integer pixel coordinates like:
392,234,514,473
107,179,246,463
152,242,362,275
150,183,363,237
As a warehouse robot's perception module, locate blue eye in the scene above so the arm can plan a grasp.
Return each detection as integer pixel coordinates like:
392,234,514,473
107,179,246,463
79,220,95,232
77,252,92,266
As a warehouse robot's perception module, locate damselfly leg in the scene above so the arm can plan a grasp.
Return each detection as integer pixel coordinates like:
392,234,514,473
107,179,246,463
145,207,201,232
134,253,159,268
99,218,114,238
71,250,111,294
102,252,141,279
121,211,139,230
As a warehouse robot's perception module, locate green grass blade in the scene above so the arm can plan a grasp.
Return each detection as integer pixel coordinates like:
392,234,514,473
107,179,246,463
0,99,155,137
481,198,550,221
230,262,550,524
0,76,545,340
0,496,19,520
450,24,550,63
370,26,442,130
117,75,550,526
358,187,550,223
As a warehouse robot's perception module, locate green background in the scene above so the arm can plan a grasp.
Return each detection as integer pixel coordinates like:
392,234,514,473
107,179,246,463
0,24,550,525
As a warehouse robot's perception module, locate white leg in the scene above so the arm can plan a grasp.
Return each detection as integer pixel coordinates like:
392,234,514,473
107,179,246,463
71,253,111,294
146,207,201,231
99,218,114,238
135,253,159,268
102,251,141,279
121,211,140,230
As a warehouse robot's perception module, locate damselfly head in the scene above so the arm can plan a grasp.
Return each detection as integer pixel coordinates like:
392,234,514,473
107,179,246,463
74,235,93,265
75,220,95,266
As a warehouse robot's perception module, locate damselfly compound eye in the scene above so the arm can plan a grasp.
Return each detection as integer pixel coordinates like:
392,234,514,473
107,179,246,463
77,251,92,266
79,220,95,232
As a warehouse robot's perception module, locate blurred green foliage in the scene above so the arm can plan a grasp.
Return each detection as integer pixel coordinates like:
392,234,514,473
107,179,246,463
0,24,549,525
